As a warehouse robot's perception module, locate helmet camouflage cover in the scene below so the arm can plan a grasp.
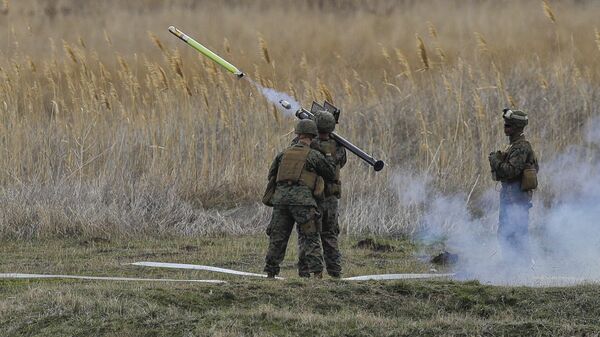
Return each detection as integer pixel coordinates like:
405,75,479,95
314,110,336,133
502,108,528,128
295,119,318,137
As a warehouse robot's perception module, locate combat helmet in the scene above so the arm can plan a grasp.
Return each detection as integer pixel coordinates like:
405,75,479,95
502,108,528,128
314,111,336,133
295,119,318,137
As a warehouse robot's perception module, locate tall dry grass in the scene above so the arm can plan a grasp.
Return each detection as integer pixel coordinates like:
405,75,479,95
0,0,599,239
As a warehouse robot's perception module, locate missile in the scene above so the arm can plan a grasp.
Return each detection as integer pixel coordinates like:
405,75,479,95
279,100,292,109
168,26,245,78
167,28,385,172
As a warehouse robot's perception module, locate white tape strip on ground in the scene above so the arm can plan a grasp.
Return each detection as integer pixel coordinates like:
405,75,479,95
342,273,455,281
0,273,225,283
132,262,453,281
130,262,284,279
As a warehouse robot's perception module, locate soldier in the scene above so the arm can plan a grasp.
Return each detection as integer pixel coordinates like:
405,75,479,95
488,108,539,269
264,119,337,278
297,111,347,278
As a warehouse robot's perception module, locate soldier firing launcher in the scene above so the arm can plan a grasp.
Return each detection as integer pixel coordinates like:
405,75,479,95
279,99,385,172
167,26,384,172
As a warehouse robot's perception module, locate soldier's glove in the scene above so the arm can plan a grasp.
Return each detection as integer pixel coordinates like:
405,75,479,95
488,151,503,170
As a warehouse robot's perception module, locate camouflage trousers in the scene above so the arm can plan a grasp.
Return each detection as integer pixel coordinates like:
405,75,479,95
264,205,323,276
498,183,532,269
298,196,342,277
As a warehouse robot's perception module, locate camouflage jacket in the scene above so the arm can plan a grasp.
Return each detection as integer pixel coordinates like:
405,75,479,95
291,137,347,181
492,134,538,183
314,137,346,200
268,142,336,207
292,136,347,199
313,138,347,179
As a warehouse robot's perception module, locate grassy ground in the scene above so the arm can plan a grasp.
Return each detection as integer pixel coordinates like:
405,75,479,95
0,234,426,282
1,3,600,335
2,236,600,336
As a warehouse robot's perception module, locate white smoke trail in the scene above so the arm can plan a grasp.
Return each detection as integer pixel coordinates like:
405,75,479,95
395,116,600,286
244,77,301,116
530,115,600,282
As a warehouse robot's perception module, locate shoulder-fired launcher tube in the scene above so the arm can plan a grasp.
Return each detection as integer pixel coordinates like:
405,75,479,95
295,108,385,172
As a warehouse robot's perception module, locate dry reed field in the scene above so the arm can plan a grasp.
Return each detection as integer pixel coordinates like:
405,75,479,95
0,0,599,239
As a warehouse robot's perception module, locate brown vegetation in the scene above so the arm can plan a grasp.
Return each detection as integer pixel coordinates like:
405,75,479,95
0,0,598,238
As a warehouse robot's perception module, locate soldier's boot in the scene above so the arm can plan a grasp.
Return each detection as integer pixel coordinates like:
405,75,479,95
267,272,276,279
313,271,323,279
299,272,311,278
328,271,341,279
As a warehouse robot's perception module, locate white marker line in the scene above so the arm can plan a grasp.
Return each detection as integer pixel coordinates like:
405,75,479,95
131,262,455,281
0,273,225,283
343,273,455,281
131,262,284,279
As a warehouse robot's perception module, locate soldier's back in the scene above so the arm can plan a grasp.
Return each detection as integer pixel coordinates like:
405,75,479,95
271,143,330,207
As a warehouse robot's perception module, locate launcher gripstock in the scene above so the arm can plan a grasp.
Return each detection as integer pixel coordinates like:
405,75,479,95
287,100,384,172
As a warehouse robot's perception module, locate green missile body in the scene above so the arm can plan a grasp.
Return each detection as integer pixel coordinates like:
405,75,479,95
168,26,244,78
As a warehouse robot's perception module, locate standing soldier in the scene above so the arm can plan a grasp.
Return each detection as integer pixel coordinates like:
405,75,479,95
264,119,337,278
297,111,346,278
488,108,539,269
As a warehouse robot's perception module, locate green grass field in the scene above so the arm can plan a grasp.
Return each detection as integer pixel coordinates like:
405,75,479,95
2,236,600,337
2,0,600,335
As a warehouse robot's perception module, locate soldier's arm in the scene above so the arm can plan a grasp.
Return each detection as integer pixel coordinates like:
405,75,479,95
309,151,336,181
267,152,283,180
495,146,529,180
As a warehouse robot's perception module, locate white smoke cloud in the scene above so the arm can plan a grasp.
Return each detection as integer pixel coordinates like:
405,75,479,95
392,170,432,206
531,137,600,282
584,115,600,145
396,117,600,286
244,77,301,116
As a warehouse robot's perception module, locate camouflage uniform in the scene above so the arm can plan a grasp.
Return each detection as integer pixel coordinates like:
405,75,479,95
264,129,337,277
298,137,346,277
489,109,538,268
292,111,347,278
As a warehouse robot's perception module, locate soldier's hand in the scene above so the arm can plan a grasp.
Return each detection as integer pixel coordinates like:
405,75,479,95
488,151,502,168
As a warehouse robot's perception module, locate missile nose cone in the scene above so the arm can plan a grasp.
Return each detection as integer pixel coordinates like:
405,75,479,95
279,100,291,109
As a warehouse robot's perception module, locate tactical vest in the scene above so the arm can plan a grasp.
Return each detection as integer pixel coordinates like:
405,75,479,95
504,138,539,191
318,139,342,198
276,145,318,190
319,140,341,181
